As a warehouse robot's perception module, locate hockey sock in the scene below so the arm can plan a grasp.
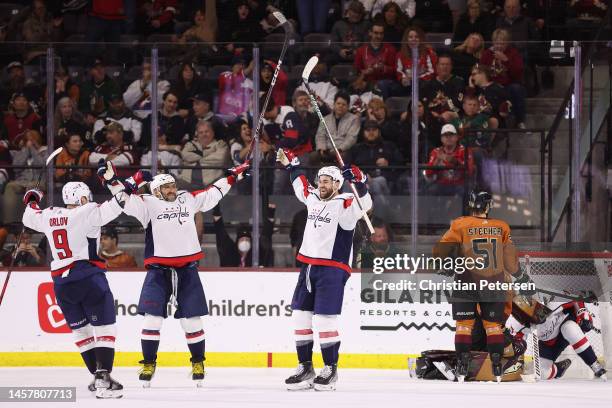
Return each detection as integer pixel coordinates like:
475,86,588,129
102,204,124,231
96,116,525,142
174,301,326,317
455,319,475,355
293,310,314,363
483,320,505,357
561,320,598,366
94,324,116,372
314,314,340,366
180,317,206,362
73,324,97,374
141,314,164,362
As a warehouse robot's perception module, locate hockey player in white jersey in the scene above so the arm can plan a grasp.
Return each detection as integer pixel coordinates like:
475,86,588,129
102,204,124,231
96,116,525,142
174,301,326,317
99,161,250,387
507,299,607,380
21,182,126,398
276,148,372,391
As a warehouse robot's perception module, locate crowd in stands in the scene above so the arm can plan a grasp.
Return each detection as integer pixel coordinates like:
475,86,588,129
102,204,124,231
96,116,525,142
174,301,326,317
0,0,608,266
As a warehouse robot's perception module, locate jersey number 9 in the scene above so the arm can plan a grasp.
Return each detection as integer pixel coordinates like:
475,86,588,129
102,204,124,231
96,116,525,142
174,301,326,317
52,229,73,260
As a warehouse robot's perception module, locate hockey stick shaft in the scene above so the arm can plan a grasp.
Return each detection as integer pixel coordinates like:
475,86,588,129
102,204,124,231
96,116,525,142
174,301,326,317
301,80,375,234
246,13,292,160
0,147,63,306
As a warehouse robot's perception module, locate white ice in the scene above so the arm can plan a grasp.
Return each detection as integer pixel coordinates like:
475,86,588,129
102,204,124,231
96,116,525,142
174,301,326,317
0,367,611,408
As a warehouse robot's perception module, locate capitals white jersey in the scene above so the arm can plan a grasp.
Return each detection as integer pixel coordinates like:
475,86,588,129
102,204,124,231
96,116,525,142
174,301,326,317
292,174,372,272
22,199,123,278
123,177,232,267
506,301,585,342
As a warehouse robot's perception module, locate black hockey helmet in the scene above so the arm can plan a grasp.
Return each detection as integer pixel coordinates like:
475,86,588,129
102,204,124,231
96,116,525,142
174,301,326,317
467,190,493,214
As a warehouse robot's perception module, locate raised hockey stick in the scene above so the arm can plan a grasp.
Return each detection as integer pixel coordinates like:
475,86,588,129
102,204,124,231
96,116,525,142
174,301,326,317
0,147,63,307
302,56,375,234
246,11,293,160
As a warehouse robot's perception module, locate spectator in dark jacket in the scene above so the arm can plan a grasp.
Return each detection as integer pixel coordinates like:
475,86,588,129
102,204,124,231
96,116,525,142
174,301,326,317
373,2,411,48
220,1,264,60
78,58,121,124
0,62,41,111
184,92,227,141
452,32,485,82
453,0,495,42
465,63,511,129
348,120,403,209
172,62,208,117
141,90,186,147
212,203,276,267
329,1,369,64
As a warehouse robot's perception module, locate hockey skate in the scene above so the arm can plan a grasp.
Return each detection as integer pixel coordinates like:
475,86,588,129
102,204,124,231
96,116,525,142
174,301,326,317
313,364,338,391
490,353,502,383
191,358,206,387
456,352,471,383
138,360,157,388
554,359,572,379
88,376,96,392
94,370,123,399
591,362,607,381
285,362,315,390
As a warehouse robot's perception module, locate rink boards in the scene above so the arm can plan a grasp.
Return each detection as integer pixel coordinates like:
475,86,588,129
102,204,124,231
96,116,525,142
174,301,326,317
0,269,455,368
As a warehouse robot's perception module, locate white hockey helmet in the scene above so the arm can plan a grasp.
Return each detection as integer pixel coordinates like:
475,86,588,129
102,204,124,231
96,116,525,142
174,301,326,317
316,166,342,185
62,182,93,206
150,173,176,200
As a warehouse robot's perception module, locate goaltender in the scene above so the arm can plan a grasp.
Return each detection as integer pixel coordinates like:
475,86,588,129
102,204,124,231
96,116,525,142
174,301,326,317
433,190,533,382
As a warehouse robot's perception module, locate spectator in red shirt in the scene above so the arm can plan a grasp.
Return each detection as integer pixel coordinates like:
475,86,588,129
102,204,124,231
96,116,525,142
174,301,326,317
260,60,288,108
480,28,526,129
379,26,437,98
354,22,397,86
137,0,178,36
3,93,43,150
424,124,474,196
86,0,125,45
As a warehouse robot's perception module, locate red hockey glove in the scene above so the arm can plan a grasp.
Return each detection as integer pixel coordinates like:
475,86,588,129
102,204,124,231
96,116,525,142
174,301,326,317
23,189,43,206
576,308,593,332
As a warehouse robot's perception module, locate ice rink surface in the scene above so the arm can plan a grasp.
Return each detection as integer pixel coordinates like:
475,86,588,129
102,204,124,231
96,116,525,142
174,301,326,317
0,367,611,408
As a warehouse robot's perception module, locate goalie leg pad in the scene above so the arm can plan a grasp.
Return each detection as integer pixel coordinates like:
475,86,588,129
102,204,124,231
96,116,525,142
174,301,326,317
314,314,340,366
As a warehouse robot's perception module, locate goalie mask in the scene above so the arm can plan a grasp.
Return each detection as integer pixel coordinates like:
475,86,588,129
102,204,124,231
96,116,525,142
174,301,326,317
512,295,552,325
150,174,177,201
62,182,93,206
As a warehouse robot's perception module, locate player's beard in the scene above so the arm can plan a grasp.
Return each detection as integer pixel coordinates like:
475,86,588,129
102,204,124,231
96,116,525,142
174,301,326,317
319,186,337,201
164,192,177,202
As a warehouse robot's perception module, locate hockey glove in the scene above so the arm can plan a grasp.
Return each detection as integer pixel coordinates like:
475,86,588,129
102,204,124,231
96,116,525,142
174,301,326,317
276,148,300,170
576,308,593,332
342,164,367,184
124,170,153,193
513,271,536,296
97,159,118,185
226,161,251,185
23,189,43,205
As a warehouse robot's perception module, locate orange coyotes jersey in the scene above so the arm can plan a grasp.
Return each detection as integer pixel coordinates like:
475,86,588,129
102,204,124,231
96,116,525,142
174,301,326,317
435,216,518,281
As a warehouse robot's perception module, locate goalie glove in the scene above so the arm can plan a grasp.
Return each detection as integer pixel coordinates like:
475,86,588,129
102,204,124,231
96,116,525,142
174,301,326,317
576,307,593,332
342,164,367,184
276,148,300,170
23,189,43,206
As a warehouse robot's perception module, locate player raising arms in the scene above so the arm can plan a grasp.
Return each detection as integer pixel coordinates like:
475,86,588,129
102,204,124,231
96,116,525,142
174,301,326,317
22,182,127,398
276,148,372,391
433,190,533,382
98,161,249,387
